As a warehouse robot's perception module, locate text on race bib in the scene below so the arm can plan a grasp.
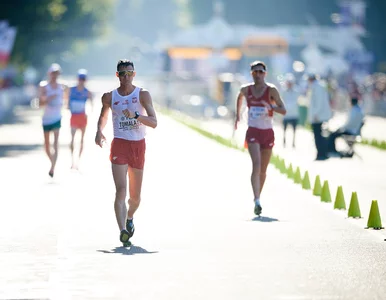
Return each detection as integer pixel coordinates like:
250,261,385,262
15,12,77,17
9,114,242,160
249,106,268,119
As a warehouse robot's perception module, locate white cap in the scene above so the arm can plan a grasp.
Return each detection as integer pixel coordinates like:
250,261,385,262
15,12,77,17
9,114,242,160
77,68,88,76
48,63,61,73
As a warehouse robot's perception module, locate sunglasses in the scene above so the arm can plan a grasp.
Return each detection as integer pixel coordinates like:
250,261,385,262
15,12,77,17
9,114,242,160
252,70,266,74
117,70,134,77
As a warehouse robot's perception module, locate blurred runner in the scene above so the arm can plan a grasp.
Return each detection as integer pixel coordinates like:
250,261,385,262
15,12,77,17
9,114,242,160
281,73,300,148
234,61,286,216
38,63,67,177
68,69,93,169
95,59,157,246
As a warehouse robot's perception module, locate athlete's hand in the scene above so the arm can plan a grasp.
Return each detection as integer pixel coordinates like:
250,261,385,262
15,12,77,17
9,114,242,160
95,131,106,148
122,109,134,118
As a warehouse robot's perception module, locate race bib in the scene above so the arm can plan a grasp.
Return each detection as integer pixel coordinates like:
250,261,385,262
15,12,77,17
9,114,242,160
249,106,268,119
118,117,141,131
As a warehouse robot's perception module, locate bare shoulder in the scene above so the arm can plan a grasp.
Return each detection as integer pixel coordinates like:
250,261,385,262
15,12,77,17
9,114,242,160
139,88,151,95
139,88,152,101
240,83,253,94
266,82,278,91
101,91,112,105
241,83,253,89
39,80,48,88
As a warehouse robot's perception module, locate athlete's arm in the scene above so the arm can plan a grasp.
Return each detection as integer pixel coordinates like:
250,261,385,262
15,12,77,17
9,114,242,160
62,85,69,108
269,86,286,115
38,84,56,106
234,86,246,130
38,85,48,106
138,89,157,129
95,92,111,147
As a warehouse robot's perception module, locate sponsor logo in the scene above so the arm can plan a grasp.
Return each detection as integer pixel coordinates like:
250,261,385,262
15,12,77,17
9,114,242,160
113,156,118,160
114,101,120,105
132,97,138,103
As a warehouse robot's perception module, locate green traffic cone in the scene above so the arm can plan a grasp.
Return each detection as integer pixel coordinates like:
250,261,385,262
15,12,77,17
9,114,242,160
348,192,361,218
313,175,322,196
321,180,331,203
366,200,383,229
302,171,311,190
294,167,302,184
280,159,286,174
287,163,294,179
334,186,346,210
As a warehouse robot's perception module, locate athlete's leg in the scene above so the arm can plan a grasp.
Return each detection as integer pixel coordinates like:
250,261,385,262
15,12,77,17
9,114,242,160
260,148,272,194
70,127,76,168
248,142,261,200
283,120,288,146
112,163,129,231
50,129,60,174
292,120,298,148
43,130,52,163
79,127,86,160
127,166,144,219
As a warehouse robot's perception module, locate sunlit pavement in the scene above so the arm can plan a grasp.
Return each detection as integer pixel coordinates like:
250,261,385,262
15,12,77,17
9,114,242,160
199,114,386,236
0,89,386,299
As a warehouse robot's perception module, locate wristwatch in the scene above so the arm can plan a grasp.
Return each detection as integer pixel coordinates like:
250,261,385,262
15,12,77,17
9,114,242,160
134,111,140,119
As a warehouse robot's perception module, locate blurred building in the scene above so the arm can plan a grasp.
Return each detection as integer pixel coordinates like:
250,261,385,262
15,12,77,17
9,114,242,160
156,0,371,82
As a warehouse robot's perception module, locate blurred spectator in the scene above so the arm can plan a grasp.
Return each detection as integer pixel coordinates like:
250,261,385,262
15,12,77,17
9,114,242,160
307,73,332,160
327,97,364,155
281,73,300,147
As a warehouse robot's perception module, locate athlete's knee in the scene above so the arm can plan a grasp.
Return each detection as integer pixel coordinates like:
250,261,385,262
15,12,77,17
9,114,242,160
252,162,261,172
115,187,127,199
129,196,141,206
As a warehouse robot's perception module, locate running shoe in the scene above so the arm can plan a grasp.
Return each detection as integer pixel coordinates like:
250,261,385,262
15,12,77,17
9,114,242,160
254,203,262,216
120,229,130,244
126,218,135,238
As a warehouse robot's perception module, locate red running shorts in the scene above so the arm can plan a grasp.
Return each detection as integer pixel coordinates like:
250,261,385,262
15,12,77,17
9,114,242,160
110,138,146,169
245,127,275,149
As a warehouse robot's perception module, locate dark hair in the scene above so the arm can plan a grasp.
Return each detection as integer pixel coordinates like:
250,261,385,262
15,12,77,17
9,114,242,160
351,98,358,106
117,59,134,71
250,60,266,71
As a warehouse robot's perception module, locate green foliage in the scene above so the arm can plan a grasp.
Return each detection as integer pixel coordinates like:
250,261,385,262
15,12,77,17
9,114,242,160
187,0,339,26
0,0,117,68
361,138,386,151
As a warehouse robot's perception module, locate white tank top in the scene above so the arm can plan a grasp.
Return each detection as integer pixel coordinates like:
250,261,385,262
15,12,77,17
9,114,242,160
246,85,274,129
111,87,146,141
42,82,64,125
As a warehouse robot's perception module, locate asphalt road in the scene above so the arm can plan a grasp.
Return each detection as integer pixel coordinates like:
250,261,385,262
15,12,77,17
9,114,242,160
0,78,385,300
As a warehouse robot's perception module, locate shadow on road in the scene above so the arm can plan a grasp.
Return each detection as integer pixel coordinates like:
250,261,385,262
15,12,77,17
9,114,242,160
251,216,279,222
0,144,42,158
97,245,159,256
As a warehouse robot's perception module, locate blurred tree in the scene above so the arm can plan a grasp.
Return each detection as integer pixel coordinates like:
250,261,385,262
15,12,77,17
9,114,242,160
0,0,117,69
188,0,339,26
